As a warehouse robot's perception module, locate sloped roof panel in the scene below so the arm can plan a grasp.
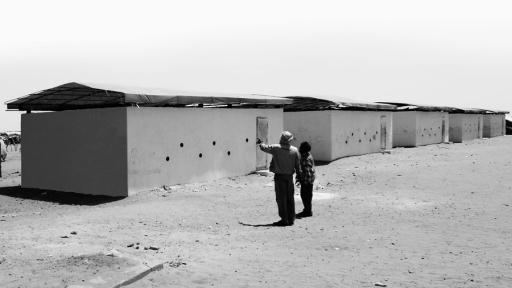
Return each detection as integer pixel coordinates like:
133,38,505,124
6,82,292,111
283,96,396,111
377,101,509,114
377,101,459,112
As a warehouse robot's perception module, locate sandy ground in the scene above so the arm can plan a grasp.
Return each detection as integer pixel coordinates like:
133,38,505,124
1,137,512,288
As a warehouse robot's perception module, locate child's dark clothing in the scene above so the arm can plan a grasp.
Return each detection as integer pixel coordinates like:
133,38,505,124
297,152,315,215
300,183,313,215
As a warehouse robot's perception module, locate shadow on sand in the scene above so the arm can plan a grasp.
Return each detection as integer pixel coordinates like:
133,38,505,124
238,221,283,227
313,160,331,167
0,186,124,206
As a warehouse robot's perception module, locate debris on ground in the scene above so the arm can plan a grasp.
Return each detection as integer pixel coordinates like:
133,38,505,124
104,249,122,257
163,185,182,192
168,256,186,268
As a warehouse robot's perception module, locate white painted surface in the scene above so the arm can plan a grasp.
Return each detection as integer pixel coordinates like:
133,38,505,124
330,110,393,159
449,114,483,143
126,107,283,195
283,111,332,161
284,110,393,161
392,111,448,147
391,112,417,147
483,114,506,138
415,112,448,146
21,108,128,196
21,107,283,196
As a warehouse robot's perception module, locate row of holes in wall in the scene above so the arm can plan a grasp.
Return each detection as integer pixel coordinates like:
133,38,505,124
346,131,379,136
417,127,442,132
418,128,441,137
343,131,379,144
165,138,250,161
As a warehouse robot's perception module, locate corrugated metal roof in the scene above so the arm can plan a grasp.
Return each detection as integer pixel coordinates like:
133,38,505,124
6,82,292,111
378,102,509,114
451,108,509,114
377,101,459,112
283,96,396,111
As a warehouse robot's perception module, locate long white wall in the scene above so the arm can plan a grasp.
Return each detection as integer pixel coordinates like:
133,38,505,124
283,111,332,161
330,110,393,160
21,107,283,196
21,108,128,196
126,107,283,195
483,114,506,138
391,112,417,147
415,112,449,146
449,114,483,143
392,111,448,147
284,110,392,161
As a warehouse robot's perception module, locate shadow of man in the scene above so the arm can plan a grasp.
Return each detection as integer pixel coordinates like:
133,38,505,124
238,221,288,227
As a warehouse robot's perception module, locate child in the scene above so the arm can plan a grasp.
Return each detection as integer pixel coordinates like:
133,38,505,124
296,141,315,218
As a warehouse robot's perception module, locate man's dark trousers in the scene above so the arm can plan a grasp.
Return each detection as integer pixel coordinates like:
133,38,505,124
274,174,295,225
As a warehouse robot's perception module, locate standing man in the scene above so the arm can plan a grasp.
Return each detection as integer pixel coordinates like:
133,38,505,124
257,131,301,226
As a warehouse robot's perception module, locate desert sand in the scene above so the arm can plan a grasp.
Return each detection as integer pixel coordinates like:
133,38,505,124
1,137,511,288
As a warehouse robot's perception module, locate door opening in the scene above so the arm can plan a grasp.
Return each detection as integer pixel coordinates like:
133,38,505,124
477,117,481,138
380,116,387,150
256,117,269,170
441,119,446,142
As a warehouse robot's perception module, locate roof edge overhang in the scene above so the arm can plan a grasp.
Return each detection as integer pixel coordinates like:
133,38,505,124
5,82,292,111
283,96,397,112
377,102,509,114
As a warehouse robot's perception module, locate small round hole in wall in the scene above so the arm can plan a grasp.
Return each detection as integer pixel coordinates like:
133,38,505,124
166,156,170,161
376,131,378,134
351,133,354,136
199,153,203,158
227,151,231,156
345,140,348,144
180,143,184,148
369,139,372,142
364,132,367,135
212,141,216,146
245,138,249,143
358,139,361,143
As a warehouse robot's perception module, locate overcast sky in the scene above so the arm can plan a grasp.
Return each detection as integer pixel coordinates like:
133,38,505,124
1,0,511,130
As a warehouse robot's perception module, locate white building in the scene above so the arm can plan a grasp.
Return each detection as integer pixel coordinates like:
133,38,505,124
448,109,484,143
483,111,508,138
7,82,290,197
377,102,450,147
283,96,395,162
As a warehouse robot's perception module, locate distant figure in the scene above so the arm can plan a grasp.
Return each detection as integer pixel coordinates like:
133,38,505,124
8,137,15,151
257,131,301,226
296,141,316,218
0,140,6,162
